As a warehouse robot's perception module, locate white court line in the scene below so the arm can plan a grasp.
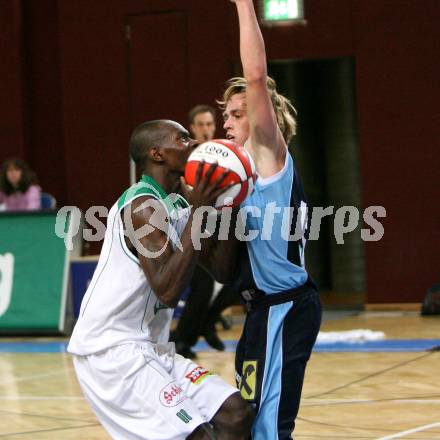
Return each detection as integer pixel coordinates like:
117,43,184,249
303,398,440,405
385,400,440,404
376,422,440,440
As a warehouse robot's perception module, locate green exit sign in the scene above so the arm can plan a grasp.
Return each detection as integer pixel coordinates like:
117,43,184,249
262,0,303,21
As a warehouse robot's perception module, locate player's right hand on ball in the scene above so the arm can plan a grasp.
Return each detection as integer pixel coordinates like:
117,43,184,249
180,161,231,209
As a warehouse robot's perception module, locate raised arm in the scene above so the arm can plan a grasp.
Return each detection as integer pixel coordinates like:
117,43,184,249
232,0,286,177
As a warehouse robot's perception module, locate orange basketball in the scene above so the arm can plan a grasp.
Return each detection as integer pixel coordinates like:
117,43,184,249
184,139,256,208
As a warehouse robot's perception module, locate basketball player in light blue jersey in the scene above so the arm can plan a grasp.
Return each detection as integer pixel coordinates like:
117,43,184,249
218,1,322,438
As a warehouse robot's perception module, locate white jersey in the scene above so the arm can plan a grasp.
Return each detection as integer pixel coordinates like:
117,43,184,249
68,175,190,356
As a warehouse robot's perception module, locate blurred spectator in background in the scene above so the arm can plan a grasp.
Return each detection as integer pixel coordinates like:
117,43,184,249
188,104,216,142
0,158,41,211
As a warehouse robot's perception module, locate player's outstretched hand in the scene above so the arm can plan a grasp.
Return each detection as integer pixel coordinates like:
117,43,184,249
180,161,231,209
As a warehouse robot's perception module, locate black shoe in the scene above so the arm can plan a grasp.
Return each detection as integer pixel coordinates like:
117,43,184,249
175,342,197,359
218,315,232,330
204,327,225,351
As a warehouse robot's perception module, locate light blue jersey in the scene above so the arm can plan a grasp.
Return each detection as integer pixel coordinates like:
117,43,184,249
238,153,309,294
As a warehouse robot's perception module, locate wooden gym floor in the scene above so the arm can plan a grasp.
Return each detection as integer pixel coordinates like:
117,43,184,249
0,311,439,439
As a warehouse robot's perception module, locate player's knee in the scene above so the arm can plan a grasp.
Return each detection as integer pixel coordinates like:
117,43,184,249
187,422,215,439
218,392,254,433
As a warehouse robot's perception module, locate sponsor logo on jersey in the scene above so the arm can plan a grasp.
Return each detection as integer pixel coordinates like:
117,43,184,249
239,360,257,401
185,366,212,385
176,409,192,424
159,382,186,407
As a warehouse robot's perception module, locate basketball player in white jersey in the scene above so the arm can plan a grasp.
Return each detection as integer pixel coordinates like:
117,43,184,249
68,120,253,439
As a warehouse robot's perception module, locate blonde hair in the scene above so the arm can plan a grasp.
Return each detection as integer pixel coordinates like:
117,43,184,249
217,76,297,143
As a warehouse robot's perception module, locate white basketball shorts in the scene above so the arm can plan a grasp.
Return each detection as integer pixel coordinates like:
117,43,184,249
72,342,238,440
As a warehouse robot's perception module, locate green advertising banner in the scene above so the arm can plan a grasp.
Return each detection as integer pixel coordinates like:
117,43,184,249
0,211,71,332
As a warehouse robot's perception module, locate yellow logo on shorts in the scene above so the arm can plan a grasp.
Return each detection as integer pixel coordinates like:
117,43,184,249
239,361,257,400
